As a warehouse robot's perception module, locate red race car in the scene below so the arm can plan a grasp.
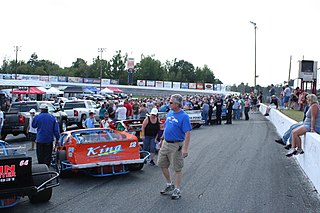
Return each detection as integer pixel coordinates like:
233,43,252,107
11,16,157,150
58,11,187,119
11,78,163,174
53,128,149,177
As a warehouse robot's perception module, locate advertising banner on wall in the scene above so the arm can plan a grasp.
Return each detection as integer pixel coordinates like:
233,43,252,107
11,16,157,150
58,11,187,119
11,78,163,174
181,82,188,89
68,77,83,83
205,83,213,90
110,79,119,85
155,81,164,88
83,78,94,83
49,76,58,82
137,80,145,86
189,83,196,89
172,82,180,89
146,80,155,87
20,75,39,81
39,76,49,81
101,79,111,86
58,76,68,82
196,83,204,90
163,81,172,88
0,73,14,79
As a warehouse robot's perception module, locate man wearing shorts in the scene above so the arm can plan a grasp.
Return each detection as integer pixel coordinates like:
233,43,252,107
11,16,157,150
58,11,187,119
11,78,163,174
157,94,192,200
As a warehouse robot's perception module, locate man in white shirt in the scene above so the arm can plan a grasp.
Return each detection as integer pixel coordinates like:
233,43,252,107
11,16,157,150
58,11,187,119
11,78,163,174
116,102,127,120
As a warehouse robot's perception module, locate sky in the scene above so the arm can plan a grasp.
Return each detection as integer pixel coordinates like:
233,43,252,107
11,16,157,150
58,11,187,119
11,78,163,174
1,0,320,87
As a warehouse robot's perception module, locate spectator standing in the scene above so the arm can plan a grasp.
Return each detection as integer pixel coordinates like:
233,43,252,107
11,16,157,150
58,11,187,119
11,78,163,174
268,84,275,103
27,109,37,151
201,100,209,125
132,100,140,119
84,112,96,128
100,112,114,129
244,97,251,120
141,108,160,166
124,99,133,119
107,102,116,120
286,94,320,157
99,104,107,120
139,103,148,119
214,96,223,125
225,95,234,124
157,94,192,200
232,97,241,120
116,102,127,120
0,108,3,139
32,104,60,167
283,85,291,109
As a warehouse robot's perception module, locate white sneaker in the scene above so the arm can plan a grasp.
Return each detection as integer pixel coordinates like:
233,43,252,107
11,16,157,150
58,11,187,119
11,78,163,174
286,148,296,157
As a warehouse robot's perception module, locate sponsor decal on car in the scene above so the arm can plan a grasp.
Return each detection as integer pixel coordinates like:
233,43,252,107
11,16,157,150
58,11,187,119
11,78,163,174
0,165,16,182
87,145,122,157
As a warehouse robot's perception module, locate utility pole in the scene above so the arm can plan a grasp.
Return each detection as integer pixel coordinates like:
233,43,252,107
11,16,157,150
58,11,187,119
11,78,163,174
13,46,21,79
288,55,292,84
250,21,257,90
98,48,106,91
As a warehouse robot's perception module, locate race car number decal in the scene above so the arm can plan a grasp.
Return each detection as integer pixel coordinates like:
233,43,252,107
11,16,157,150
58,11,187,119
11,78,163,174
19,160,29,166
0,165,16,182
87,145,122,157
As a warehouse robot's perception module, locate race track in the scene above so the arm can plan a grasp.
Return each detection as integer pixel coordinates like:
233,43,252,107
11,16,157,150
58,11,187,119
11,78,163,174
3,112,320,213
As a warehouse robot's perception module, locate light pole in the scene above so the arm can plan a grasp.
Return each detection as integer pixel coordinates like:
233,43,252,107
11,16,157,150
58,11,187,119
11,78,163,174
13,46,21,80
249,21,257,90
98,48,106,91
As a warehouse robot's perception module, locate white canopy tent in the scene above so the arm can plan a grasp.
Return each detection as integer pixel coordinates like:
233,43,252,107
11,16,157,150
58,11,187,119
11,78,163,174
100,87,114,94
46,87,64,95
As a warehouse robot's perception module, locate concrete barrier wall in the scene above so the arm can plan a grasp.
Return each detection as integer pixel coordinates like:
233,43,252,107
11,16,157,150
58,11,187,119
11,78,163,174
259,104,320,192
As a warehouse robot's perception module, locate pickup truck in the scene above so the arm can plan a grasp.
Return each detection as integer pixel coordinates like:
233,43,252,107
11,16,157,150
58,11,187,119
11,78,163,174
1,101,68,140
62,100,100,128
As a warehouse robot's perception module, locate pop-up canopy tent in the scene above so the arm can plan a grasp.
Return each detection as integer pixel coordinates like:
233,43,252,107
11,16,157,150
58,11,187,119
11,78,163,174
11,87,46,94
46,87,63,95
106,86,122,93
100,87,114,94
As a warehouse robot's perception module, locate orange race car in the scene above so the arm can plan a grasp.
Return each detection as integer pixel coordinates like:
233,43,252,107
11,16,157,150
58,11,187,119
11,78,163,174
53,128,149,177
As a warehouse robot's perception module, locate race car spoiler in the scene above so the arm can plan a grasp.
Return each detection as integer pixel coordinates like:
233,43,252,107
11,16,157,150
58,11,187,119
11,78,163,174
66,158,146,169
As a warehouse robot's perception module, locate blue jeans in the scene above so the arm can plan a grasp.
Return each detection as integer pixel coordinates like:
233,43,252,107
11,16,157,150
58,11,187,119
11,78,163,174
143,136,156,153
133,114,140,120
202,111,209,125
283,121,303,144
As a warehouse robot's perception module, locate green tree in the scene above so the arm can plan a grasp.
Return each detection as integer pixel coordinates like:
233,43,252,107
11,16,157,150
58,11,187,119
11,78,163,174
109,50,127,84
134,56,164,81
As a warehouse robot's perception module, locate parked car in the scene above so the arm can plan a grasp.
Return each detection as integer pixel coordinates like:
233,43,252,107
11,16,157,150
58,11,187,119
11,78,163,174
53,128,149,177
62,100,100,128
1,101,68,140
0,140,59,208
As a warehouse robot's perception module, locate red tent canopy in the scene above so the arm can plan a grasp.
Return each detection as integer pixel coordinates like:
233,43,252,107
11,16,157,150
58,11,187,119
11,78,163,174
11,87,46,94
106,86,122,93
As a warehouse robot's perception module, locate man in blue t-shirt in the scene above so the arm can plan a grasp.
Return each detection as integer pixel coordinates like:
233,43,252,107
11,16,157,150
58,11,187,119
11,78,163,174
157,94,192,200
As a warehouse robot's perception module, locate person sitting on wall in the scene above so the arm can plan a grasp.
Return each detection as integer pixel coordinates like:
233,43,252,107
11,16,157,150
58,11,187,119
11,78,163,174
264,95,279,116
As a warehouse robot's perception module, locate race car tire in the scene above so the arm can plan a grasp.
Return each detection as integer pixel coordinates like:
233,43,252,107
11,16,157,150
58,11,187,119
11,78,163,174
128,152,147,171
78,115,87,128
1,132,7,140
56,150,72,178
29,164,52,203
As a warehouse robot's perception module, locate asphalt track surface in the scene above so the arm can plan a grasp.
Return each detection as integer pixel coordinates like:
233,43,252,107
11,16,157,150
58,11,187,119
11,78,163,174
3,112,320,213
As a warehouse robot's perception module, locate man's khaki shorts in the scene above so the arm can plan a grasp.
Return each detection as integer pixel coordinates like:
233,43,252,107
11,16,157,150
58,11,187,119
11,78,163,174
157,140,184,172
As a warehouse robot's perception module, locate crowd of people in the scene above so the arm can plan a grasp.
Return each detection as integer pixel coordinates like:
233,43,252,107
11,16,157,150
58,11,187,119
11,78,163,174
4,85,319,201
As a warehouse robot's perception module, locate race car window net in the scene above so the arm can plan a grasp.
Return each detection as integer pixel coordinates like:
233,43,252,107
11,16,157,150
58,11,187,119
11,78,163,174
73,130,131,144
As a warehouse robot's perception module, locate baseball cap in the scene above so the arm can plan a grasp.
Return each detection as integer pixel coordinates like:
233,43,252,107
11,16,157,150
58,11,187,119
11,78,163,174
150,108,158,115
29,108,36,113
39,104,48,110
89,112,95,115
